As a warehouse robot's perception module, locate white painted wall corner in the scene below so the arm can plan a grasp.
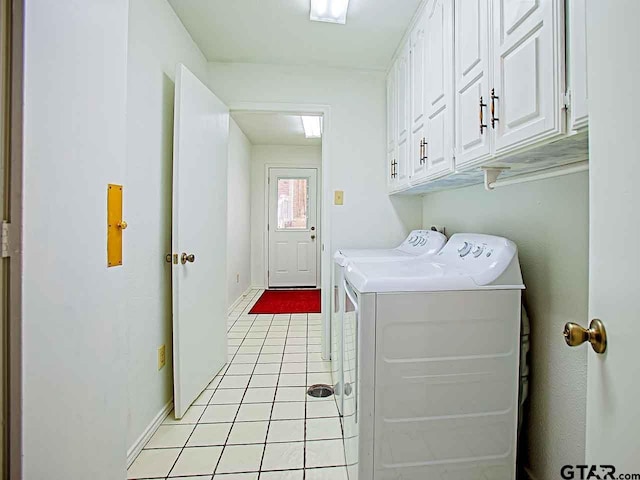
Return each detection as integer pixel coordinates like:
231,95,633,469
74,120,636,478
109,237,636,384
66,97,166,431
227,285,254,315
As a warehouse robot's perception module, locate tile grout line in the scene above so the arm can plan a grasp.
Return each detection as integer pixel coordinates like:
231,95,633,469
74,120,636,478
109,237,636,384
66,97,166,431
212,294,272,477
256,312,292,479
164,289,263,479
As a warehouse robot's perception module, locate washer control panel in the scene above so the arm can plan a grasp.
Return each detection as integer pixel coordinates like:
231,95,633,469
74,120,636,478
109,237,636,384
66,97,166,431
397,230,447,255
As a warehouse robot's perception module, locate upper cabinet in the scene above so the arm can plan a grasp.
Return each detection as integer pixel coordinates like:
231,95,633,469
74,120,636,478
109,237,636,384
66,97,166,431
387,43,411,193
386,0,589,195
492,0,565,154
424,0,454,179
567,0,588,131
454,0,492,168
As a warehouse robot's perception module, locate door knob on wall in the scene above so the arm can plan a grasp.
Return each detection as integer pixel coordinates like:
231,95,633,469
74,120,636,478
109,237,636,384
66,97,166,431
563,318,608,354
181,252,196,264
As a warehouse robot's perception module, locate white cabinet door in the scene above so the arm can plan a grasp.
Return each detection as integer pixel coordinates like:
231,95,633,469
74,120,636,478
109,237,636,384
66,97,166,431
425,0,454,178
454,0,492,169
410,14,429,181
567,0,588,131
492,0,564,154
395,42,411,188
386,65,398,192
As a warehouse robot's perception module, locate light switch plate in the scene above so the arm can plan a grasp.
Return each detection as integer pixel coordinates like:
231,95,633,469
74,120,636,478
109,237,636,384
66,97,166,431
334,190,344,205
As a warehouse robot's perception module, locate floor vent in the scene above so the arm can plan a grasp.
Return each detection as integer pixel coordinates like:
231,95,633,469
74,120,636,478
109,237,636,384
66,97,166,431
307,384,334,398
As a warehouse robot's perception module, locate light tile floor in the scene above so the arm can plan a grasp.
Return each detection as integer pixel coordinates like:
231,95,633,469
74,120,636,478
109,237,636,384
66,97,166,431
128,289,346,480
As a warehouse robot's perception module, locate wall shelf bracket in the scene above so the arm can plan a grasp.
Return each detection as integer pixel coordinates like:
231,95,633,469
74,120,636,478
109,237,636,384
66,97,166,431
482,166,510,191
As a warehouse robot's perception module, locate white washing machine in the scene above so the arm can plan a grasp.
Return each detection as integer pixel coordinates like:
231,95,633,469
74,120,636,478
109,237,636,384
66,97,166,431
331,230,447,415
342,234,524,480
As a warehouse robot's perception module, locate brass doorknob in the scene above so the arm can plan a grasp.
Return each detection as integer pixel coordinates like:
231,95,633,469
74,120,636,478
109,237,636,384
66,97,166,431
181,253,196,265
563,318,607,354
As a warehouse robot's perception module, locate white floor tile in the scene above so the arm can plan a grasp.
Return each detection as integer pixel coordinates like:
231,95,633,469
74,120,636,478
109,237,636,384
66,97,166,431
306,417,342,441
267,419,304,443
216,444,264,474
278,373,307,387
253,363,281,375
227,420,269,445
275,387,307,403
271,402,305,420
226,364,257,375
305,466,348,480
193,390,215,406
127,448,180,479
236,403,272,422
219,375,251,389
201,404,240,423
307,362,331,373
257,354,283,364
210,389,245,405
169,446,223,477
187,423,233,447
163,406,206,425
261,441,304,471
280,363,306,374
306,401,339,418
307,372,332,385
213,473,258,480
249,374,279,388
259,470,303,480
243,387,276,404
261,345,285,354
233,354,259,364
305,439,346,468
145,424,195,448
282,354,306,363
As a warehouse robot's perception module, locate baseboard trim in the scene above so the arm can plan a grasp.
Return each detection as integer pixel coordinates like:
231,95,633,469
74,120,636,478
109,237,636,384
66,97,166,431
524,466,538,480
127,400,173,468
227,286,253,314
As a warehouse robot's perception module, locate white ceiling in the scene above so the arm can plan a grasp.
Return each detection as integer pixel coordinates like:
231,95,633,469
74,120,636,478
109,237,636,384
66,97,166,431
231,112,322,146
167,0,422,70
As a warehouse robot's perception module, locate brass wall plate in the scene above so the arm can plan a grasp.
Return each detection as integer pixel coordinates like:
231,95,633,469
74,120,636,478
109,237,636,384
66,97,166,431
334,190,344,205
107,184,123,267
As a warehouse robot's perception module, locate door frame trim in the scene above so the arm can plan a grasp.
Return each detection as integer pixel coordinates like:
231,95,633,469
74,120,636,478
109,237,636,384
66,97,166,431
2,0,23,477
228,102,331,360
265,166,321,289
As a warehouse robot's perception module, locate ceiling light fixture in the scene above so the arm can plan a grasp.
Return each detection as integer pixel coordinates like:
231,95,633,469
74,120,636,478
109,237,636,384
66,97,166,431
301,116,323,138
310,0,350,25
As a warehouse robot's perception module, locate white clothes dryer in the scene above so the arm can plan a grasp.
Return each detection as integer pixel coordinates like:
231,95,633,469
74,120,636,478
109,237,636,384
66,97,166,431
342,234,524,480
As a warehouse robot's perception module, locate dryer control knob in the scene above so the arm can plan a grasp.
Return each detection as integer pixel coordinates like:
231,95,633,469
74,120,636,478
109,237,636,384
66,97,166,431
458,242,472,257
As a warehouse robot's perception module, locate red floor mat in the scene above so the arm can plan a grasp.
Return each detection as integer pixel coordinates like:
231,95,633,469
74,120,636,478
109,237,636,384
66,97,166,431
249,289,321,314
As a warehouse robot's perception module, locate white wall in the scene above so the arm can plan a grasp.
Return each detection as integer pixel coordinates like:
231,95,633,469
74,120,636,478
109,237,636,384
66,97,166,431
23,0,129,478
208,63,424,259
250,145,322,287
227,120,252,305
125,0,209,451
421,172,589,480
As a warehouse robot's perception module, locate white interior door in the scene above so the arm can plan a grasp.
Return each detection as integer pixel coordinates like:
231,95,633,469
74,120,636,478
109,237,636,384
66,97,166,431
584,0,640,471
268,168,318,287
172,64,229,418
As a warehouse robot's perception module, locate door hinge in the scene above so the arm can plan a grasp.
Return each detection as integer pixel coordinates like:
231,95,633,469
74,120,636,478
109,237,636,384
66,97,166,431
267,223,270,231
2,221,11,258
267,270,270,278
563,90,572,110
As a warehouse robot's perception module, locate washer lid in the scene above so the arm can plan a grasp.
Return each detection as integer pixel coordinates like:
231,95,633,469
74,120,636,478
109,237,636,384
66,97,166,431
345,233,524,293
333,230,446,267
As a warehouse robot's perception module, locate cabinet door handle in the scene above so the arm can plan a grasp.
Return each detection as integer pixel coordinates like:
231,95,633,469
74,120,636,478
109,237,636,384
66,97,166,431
480,96,487,134
422,139,428,165
491,88,499,129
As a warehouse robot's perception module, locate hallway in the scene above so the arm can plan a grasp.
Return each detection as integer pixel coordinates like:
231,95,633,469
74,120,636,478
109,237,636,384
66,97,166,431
127,289,346,479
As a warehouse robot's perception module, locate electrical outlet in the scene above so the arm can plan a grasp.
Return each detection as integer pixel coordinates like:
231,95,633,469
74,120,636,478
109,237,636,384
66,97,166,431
158,344,166,370
236,273,240,283
430,225,446,235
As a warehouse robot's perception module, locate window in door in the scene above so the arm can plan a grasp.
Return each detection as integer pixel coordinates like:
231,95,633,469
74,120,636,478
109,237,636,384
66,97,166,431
276,177,309,230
